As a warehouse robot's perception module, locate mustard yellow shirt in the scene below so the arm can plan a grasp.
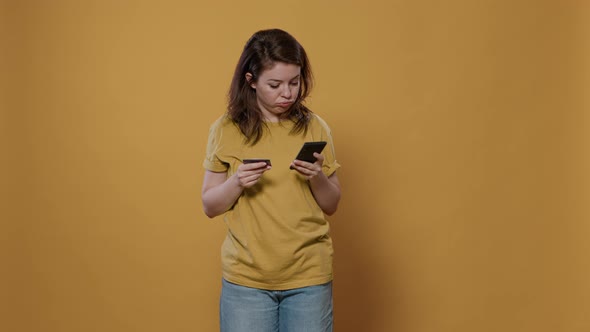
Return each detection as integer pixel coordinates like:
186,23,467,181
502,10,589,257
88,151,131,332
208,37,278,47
203,114,340,290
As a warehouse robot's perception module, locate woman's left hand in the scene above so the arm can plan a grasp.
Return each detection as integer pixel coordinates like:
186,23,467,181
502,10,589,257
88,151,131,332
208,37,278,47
290,152,324,180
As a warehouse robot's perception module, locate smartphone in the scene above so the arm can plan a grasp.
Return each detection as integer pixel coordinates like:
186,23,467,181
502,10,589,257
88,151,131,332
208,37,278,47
290,141,327,169
243,158,272,166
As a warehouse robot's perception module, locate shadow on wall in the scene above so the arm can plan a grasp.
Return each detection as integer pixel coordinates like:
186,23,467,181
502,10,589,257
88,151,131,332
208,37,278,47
331,145,402,332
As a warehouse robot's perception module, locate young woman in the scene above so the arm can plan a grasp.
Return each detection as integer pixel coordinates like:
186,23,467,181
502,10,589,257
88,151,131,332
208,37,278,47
202,28,341,332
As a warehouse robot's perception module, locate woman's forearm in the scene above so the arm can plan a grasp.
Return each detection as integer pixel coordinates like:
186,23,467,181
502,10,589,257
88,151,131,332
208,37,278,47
202,173,243,218
202,163,271,218
309,173,341,215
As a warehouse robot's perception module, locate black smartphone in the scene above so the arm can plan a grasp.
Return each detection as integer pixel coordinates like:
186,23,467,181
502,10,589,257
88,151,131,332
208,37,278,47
243,158,272,166
290,141,327,169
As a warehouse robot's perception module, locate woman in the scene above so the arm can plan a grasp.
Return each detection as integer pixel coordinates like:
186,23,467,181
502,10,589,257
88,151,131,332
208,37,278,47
202,28,341,332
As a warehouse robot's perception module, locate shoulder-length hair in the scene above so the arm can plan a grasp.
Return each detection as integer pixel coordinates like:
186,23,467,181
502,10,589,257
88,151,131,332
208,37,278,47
227,29,314,145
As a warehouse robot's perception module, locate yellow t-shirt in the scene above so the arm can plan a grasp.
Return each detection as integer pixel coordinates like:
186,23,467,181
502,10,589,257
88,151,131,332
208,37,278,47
203,113,340,290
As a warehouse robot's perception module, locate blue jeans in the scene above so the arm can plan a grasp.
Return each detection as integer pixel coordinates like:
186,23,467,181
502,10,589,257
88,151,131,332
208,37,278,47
220,279,333,332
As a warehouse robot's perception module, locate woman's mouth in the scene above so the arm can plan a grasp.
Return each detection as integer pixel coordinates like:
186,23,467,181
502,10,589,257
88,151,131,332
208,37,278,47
276,102,293,108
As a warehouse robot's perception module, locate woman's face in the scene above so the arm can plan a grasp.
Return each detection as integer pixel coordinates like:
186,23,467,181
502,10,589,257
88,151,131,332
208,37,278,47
248,62,301,122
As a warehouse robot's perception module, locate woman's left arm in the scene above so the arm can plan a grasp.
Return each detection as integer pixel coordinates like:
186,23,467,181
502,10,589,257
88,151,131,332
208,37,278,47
290,153,341,215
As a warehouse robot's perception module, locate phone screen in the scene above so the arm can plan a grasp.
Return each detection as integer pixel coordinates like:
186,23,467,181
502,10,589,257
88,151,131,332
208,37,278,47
290,141,327,169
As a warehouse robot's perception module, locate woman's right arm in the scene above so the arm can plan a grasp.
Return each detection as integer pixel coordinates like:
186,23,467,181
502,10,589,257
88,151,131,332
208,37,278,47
201,162,271,218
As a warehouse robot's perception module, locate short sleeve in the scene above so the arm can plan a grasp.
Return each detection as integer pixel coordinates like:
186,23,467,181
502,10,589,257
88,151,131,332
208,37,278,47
203,119,229,172
322,132,340,177
315,116,341,177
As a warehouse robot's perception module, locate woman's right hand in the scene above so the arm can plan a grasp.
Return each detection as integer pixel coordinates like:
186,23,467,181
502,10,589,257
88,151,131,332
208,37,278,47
202,162,271,218
235,162,271,188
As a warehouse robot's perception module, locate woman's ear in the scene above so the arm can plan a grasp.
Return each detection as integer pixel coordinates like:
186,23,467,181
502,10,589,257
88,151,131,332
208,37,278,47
245,73,256,89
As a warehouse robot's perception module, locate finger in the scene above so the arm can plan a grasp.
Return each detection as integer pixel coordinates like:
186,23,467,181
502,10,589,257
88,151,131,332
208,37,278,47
291,164,319,177
292,159,313,169
241,166,271,177
243,166,271,179
241,174,264,186
240,170,266,181
313,152,324,163
248,167,270,175
242,162,269,170
294,162,321,175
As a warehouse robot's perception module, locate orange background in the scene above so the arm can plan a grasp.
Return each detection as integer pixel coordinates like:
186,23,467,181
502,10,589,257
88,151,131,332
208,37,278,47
2,1,589,331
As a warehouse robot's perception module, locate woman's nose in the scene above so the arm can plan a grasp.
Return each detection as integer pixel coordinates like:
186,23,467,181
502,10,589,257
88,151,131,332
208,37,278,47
281,85,292,98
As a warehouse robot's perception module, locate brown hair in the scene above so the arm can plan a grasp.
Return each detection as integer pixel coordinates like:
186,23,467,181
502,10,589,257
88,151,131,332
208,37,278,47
227,29,314,145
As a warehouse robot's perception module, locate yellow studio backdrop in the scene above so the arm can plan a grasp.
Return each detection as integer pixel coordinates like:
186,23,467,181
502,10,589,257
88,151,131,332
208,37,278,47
2,1,589,331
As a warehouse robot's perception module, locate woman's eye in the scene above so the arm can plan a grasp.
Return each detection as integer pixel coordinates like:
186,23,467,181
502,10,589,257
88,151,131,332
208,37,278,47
270,85,279,89
290,82,299,86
